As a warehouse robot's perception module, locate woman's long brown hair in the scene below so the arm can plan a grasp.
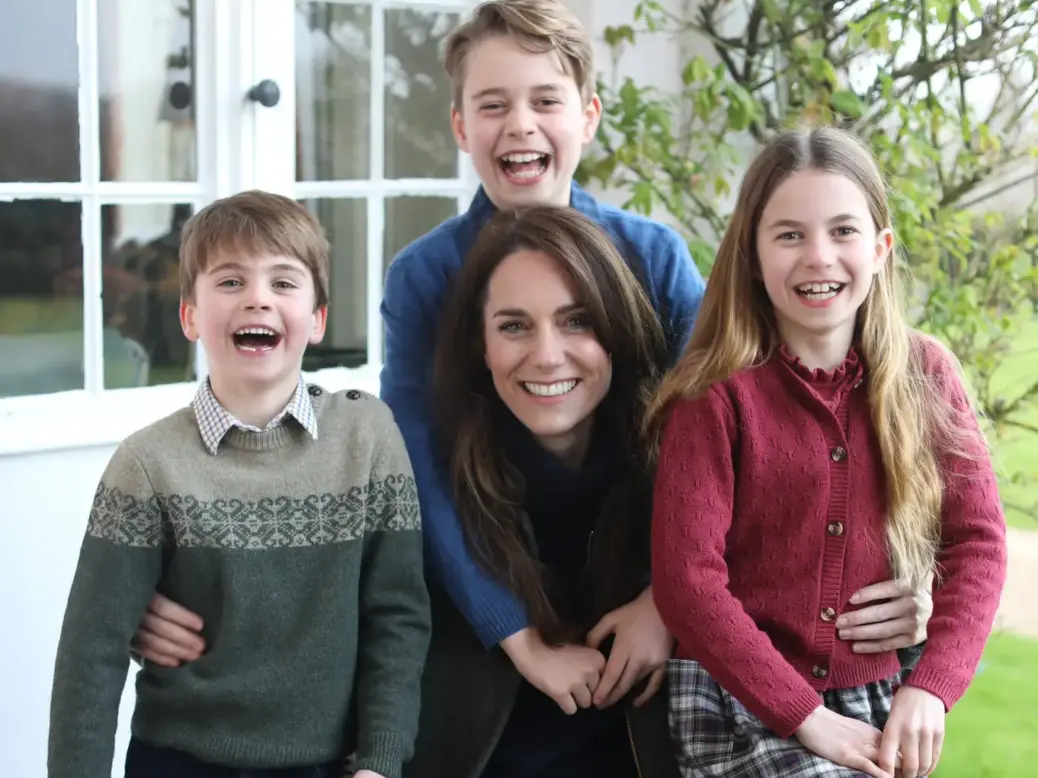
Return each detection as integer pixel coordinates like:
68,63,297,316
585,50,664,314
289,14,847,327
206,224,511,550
435,206,667,643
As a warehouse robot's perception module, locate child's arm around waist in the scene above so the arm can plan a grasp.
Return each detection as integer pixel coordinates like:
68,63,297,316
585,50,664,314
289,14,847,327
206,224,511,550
48,442,165,778
901,339,1008,708
650,387,822,737
379,251,529,648
352,404,432,778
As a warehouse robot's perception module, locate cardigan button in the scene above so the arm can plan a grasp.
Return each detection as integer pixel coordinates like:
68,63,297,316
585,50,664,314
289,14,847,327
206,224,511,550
827,521,844,536
820,607,837,622
811,665,828,679
346,389,362,400
307,385,322,397
830,446,847,462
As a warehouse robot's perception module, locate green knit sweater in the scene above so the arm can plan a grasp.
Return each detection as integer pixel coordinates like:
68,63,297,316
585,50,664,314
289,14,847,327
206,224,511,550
48,386,430,778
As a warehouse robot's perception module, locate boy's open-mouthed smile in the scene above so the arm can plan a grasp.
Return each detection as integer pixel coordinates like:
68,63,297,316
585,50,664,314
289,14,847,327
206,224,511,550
450,35,600,211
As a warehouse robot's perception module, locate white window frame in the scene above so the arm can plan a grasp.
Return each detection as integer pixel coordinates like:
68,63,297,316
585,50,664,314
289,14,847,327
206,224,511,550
0,0,478,456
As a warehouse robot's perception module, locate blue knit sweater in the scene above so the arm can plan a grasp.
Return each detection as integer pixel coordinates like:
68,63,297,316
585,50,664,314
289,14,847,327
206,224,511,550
379,182,705,647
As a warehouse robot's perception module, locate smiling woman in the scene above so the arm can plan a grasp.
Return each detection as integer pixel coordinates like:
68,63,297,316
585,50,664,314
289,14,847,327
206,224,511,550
418,204,678,778
481,246,613,465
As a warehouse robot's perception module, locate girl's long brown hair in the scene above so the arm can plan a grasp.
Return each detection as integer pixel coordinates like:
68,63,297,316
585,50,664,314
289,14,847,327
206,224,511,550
646,126,979,588
435,206,667,643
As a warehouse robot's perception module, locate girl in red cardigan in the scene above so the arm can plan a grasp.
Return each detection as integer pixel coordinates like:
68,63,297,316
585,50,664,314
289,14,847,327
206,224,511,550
649,126,1007,778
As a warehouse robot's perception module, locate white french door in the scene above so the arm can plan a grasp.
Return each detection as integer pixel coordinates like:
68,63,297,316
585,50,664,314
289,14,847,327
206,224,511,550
248,0,477,378
0,0,475,454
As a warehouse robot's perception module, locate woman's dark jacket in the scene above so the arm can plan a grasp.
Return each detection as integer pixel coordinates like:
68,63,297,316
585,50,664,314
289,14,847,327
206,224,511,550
403,412,680,778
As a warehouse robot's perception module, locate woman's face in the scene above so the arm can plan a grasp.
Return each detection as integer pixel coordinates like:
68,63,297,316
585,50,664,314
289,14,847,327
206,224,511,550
482,248,612,464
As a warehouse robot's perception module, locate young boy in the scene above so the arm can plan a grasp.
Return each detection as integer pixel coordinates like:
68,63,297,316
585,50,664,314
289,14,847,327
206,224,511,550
48,191,431,778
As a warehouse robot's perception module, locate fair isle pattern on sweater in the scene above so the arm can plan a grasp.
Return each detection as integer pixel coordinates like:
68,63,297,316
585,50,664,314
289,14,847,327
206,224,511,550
192,376,318,455
86,474,420,549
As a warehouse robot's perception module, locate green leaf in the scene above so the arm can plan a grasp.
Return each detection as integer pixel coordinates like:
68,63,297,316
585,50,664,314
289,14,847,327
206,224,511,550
603,24,635,48
724,82,757,130
830,89,865,118
866,22,891,52
760,0,782,23
682,56,712,86
628,181,656,214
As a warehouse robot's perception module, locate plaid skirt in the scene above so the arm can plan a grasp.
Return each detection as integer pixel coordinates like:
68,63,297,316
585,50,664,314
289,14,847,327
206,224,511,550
667,659,904,778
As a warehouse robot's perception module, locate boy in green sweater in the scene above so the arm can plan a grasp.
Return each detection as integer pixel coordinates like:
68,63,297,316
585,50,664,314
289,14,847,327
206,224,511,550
48,190,431,778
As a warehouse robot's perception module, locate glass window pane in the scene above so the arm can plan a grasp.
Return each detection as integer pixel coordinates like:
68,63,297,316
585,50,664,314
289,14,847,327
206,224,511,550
296,2,371,181
300,198,368,369
0,201,84,397
384,197,459,274
385,10,460,179
98,0,198,182
102,203,196,388
0,2,79,182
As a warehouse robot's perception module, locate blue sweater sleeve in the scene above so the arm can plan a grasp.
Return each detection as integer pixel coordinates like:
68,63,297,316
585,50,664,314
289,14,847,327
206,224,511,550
379,251,530,648
651,226,705,365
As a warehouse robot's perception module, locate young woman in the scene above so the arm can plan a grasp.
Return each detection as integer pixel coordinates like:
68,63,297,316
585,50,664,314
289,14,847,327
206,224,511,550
128,206,934,777
649,127,1007,778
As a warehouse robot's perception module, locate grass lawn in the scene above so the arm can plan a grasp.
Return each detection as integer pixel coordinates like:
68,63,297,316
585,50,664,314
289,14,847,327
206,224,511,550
937,632,1038,776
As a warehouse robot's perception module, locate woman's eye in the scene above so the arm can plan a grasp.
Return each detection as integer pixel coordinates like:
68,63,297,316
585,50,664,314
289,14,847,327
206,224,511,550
499,321,525,333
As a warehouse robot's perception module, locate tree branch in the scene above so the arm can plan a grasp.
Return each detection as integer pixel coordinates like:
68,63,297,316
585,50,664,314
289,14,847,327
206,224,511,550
919,0,946,190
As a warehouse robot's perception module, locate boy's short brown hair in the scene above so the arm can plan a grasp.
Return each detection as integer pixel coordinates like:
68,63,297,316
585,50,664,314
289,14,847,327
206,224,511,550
179,190,330,308
444,0,596,108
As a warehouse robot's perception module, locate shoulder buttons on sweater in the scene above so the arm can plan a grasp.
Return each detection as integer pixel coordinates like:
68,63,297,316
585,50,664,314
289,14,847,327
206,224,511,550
308,385,322,397
346,389,361,400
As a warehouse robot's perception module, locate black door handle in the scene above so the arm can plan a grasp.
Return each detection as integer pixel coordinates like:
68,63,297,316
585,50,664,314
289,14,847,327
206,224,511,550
169,81,192,110
246,79,280,108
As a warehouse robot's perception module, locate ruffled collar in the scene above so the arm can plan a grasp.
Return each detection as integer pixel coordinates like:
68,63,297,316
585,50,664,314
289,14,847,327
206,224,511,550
777,343,864,388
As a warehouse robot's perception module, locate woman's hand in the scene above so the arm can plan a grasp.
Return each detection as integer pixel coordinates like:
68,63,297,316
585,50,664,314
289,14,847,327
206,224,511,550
879,686,945,778
131,593,206,666
500,628,606,715
837,576,933,653
794,704,894,778
586,586,673,709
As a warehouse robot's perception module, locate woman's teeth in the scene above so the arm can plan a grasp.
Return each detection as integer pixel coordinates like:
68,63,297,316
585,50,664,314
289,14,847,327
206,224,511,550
523,380,577,397
796,282,844,301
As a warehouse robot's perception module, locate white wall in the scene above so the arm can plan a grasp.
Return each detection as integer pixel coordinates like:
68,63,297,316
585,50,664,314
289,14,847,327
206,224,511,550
0,444,138,778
